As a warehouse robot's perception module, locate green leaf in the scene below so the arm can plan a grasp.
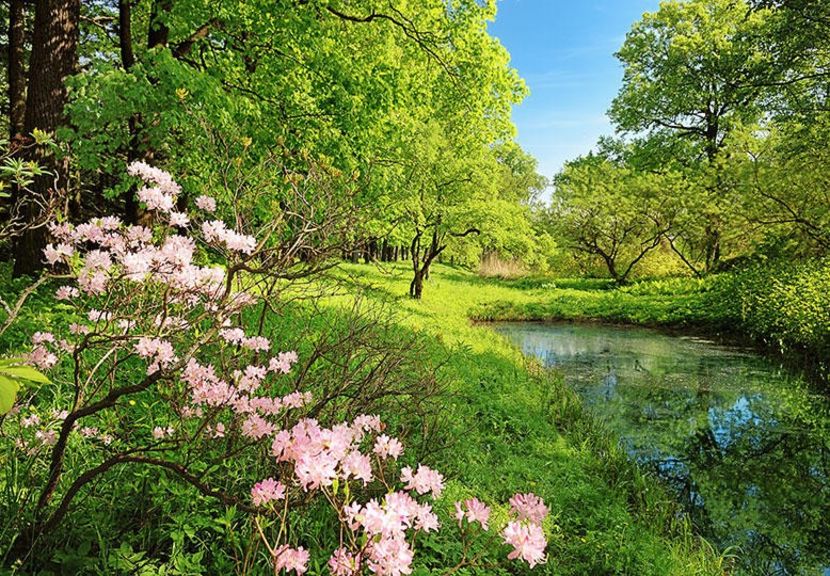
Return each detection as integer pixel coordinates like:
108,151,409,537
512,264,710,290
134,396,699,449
0,365,51,384
0,375,20,414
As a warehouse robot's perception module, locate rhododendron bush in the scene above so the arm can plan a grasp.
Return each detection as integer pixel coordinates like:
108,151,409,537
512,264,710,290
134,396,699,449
1,164,548,572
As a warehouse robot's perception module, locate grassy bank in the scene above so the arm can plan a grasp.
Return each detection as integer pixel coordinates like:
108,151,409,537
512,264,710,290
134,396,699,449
327,262,727,574
0,262,729,574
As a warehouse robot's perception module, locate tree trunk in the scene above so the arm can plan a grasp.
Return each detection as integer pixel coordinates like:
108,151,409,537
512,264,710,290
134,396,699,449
7,0,27,139
409,269,424,299
12,0,80,277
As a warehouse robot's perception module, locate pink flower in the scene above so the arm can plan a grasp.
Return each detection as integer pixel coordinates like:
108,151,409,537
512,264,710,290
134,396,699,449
455,498,490,530
502,521,547,567
21,414,40,427
295,451,338,491
127,161,181,196
241,414,274,439
328,547,360,576
366,536,413,576
134,337,176,374
219,328,245,344
251,477,286,506
400,464,444,497
508,492,548,525
242,336,270,352
55,286,80,300
168,211,189,227
27,346,57,370
137,186,175,213
342,451,373,484
373,435,403,460
195,195,216,212
269,350,298,374
43,243,74,265
274,546,308,574
32,332,55,345
152,426,174,440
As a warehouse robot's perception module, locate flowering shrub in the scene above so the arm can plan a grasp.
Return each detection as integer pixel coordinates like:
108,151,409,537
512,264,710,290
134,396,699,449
3,163,548,572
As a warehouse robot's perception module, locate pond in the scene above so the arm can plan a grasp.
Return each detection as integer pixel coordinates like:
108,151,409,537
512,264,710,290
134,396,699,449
496,322,830,576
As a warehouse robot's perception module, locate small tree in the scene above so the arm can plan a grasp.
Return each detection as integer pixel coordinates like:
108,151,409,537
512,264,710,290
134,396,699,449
551,156,676,284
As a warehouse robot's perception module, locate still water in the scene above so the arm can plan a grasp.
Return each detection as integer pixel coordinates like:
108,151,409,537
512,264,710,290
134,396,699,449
496,322,830,576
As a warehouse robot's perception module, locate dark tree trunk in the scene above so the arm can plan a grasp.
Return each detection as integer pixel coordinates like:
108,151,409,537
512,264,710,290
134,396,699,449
409,269,425,299
119,0,141,223
8,0,27,139
12,0,80,277
147,0,171,49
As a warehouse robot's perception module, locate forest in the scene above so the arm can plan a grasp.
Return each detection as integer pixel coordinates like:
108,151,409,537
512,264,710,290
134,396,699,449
0,0,827,574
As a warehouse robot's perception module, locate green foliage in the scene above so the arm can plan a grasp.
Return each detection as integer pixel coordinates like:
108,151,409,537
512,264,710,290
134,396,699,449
0,359,50,414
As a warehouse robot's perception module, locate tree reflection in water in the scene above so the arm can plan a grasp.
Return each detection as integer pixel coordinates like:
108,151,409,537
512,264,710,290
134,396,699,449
497,322,830,576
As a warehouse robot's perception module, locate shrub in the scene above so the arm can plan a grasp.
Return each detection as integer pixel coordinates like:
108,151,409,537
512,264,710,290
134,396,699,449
0,163,549,574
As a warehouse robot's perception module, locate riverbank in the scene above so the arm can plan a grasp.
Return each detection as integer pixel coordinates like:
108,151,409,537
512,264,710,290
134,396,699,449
330,262,728,574
471,266,830,385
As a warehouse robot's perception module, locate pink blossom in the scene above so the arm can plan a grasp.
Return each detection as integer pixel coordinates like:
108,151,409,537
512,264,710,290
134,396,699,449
134,337,176,373
268,350,298,374
219,328,245,344
455,498,490,530
328,547,360,576
168,211,189,228
373,435,403,460
21,414,40,427
138,187,175,212
251,477,286,506
69,323,90,335
501,521,547,567
366,536,413,576
274,546,308,574
35,429,58,446
43,243,74,265
342,451,373,484
32,332,55,345
195,195,216,212
295,451,338,491
241,414,274,440
400,464,444,497
127,161,181,196
55,286,80,300
281,391,310,409
508,492,548,525
27,346,57,370
242,336,270,352
79,426,99,438
152,426,174,440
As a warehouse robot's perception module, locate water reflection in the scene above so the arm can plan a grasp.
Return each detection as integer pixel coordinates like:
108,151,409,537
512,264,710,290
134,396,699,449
496,322,830,576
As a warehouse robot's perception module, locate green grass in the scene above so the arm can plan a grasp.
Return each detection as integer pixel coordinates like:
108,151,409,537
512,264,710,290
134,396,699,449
0,262,730,574
319,262,728,575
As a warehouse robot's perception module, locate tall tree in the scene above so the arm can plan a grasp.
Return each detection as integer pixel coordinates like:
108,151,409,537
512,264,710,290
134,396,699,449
609,0,781,271
7,0,27,139
12,0,80,277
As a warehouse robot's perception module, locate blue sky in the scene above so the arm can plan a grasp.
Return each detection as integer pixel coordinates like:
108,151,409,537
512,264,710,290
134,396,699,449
489,0,660,182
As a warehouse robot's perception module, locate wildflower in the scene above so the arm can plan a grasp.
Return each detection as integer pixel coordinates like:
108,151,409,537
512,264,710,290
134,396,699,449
373,435,403,460
251,477,286,506
501,521,547,567
455,498,490,530
55,286,80,300
273,546,308,574
328,548,360,576
400,464,444,497
508,492,548,524
195,195,216,212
